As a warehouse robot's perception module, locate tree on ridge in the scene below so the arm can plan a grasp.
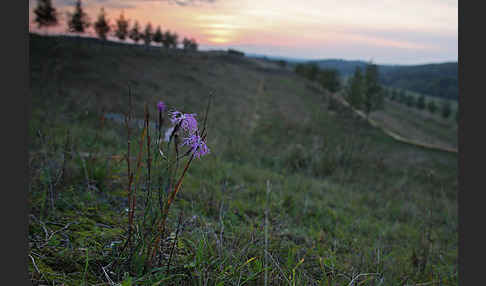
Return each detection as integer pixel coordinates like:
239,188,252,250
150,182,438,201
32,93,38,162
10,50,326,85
114,11,129,41
94,7,110,41
67,0,91,36
33,0,59,34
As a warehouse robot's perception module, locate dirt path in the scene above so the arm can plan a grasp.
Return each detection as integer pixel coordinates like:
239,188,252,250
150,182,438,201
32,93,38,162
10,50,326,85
329,93,458,154
248,77,266,132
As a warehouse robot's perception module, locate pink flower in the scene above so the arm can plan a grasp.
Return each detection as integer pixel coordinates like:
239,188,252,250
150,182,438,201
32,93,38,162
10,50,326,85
170,110,198,134
182,133,210,159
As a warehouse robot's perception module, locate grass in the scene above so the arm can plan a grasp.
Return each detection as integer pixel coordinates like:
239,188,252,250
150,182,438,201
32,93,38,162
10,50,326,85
369,99,458,150
28,33,457,285
401,90,458,112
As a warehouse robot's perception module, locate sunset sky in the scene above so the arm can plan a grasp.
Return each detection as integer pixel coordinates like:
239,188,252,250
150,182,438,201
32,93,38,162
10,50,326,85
29,0,458,65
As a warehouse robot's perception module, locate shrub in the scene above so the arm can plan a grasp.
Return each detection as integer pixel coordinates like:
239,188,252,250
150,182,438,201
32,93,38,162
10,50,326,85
427,100,437,114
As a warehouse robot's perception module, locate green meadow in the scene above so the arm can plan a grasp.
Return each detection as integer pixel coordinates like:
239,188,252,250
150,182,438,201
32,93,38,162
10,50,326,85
28,34,458,285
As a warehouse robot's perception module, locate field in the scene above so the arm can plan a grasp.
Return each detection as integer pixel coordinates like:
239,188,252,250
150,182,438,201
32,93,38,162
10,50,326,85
28,34,458,285
369,99,458,151
399,90,458,112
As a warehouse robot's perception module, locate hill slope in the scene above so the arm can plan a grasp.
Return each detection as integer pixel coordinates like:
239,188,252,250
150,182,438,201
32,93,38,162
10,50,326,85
28,34,458,285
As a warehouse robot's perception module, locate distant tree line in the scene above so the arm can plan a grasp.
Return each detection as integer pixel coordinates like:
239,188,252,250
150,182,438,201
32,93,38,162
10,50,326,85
380,63,458,101
294,63,341,93
344,62,458,122
308,60,458,101
32,0,198,51
227,49,245,56
384,87,457,121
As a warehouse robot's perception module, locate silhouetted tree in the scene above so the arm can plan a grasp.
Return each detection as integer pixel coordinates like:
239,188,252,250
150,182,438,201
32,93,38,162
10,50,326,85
162,31,178,49
153,26,163,45
182,37,198,51
347,66,364,109
129,21,141,44
94,7,110,41
189,38,198,51
114,12,129,41
427,100,437,114
170,32,179,48
182,37,191,49
67,0,90,35
161,31,171,49
363,62,382,117
441,100,452,119
33,0,58,34
143,22,153,46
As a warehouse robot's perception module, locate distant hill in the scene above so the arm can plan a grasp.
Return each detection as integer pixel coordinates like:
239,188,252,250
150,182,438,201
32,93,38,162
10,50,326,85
307,59,370,77
308,59,458,100
245,53,309,63
378,62,458,100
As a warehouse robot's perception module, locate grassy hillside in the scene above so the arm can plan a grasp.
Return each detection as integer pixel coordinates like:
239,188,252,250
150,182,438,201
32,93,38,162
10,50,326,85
28,34,458,285
367,98,458,151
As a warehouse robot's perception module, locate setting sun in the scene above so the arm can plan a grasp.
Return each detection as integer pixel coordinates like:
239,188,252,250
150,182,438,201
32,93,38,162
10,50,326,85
27,0,458,284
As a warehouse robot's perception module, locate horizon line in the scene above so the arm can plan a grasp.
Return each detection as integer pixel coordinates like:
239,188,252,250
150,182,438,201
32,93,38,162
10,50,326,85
29,31,458,67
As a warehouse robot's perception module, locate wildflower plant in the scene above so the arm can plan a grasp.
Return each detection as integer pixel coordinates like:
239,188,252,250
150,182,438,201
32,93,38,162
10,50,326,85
120,89,212,276
182,132,210,159
169,110,198,134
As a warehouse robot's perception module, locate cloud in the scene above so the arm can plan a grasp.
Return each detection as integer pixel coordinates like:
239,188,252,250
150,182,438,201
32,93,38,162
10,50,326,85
51,0,217,9
122,0,217,6
51,0,136,9
166,0,216,6
101,2,136,9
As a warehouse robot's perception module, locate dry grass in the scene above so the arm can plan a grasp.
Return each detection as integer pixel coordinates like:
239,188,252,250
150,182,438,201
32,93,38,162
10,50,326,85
370,99,457,150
